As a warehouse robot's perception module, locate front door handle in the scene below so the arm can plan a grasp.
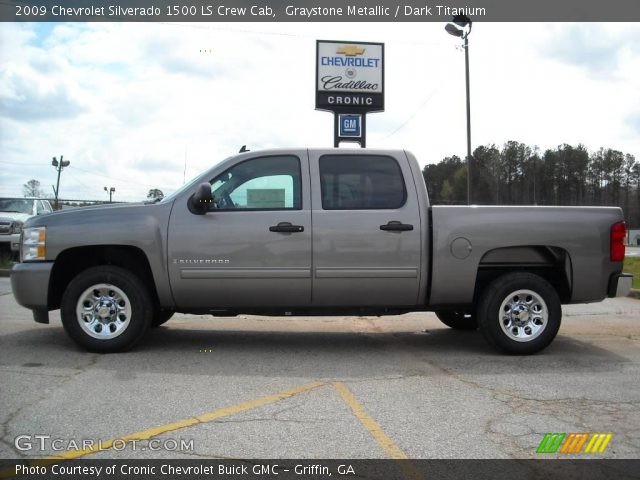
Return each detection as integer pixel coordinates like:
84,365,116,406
269,222,304,233
380,221,414,232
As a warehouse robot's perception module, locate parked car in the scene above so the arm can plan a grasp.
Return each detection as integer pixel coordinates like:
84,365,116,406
0,198,53,253
10,149,633,353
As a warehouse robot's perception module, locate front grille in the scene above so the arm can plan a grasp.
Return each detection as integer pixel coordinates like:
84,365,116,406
0,221,13,235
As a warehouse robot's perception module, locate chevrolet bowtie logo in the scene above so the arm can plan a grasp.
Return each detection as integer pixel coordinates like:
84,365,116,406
336,45,365,56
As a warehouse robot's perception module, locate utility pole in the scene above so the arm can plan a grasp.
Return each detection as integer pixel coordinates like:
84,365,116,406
104,186,115,203
445,15,473,205
464,33,472,204
51,155,70,210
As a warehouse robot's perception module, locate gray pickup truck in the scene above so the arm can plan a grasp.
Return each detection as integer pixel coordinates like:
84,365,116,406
11,149,633,354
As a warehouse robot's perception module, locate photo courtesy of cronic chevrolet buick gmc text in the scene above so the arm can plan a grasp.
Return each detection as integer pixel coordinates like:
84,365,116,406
10,149,633,354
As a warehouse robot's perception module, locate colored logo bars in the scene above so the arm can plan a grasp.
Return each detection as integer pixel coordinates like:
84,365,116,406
537,433,613,454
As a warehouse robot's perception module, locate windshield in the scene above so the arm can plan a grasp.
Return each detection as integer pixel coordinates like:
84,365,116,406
0,198,34,214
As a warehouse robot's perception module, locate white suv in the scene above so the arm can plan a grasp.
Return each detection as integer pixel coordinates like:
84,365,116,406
0,198,53,253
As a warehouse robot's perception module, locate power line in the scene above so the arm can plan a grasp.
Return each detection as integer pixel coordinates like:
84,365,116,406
380,70,454,139
0,160,48,167
68,165,159,188
0,160,168,190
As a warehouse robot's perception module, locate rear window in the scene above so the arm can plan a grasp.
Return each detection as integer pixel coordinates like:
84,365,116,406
319,155,406,210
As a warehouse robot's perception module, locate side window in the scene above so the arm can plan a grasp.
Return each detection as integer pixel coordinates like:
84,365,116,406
210,155,301,210
35,201,44,214
319,155,406,210
43,201,53,213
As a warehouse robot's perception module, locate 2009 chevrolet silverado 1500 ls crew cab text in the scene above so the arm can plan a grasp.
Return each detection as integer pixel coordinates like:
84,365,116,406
11,149,633,354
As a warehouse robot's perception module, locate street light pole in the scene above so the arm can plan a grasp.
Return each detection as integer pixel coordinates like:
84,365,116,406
51,155,70,210
104,186,115,203
445,15,473,205
464,34,471,205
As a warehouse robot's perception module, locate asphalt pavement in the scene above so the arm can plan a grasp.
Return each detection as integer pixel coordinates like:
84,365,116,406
0,277,639,460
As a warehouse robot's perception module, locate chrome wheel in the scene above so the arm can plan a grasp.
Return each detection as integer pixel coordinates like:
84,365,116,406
498,289,548,342
76,283,132,340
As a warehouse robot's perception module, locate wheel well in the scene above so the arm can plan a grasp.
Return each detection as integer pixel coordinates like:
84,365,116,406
48,245,159,310
475,246,572,303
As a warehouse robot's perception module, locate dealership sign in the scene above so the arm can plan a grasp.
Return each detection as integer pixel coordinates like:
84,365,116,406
316,40,384,113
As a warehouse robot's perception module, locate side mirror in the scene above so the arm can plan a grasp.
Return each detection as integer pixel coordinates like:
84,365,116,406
188,182,213,215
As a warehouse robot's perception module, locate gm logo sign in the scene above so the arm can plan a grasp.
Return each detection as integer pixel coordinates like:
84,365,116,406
339,114,362,138
536,432,613,454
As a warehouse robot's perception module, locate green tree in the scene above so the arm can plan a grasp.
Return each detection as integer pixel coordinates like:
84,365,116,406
147,188,164,200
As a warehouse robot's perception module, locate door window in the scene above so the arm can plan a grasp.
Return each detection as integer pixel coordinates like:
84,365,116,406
319,155,406,210
210,156,301,210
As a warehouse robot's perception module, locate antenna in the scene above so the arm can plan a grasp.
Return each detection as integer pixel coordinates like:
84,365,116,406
183,146,187,184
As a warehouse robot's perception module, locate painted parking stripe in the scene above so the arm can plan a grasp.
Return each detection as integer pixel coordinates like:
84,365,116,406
333,382,423,480
333,382,407,459
1,381,325,472
2,381,420,479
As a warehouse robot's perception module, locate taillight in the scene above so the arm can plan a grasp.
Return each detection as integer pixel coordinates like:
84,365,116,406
610,221,626,262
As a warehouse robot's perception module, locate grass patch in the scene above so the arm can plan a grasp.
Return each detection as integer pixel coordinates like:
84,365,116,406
623,256,640,289
0,252,15,269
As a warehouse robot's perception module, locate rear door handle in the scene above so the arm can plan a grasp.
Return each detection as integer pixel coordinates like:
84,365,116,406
380,221,414,232
269,222,304,233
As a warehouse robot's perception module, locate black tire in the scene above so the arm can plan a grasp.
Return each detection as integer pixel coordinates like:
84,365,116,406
152,310,174,328
435,310,478,330
61,266,153,352
477,272,561,355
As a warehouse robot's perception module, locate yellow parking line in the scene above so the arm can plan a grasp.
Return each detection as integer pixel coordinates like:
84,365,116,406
3,381,420,480
332,382,422,480
59,381,325,460
333,381,407,459
0,381,325,477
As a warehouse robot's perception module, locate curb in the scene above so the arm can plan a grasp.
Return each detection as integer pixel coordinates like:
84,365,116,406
0,269,12,277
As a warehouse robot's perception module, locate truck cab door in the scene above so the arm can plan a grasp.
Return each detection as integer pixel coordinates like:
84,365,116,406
167,151,312,310
309,151,422,307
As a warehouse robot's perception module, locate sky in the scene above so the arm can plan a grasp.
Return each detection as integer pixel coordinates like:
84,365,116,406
1,21,639,202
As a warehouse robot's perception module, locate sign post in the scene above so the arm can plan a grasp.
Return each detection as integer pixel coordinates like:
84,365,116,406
316,40,384,147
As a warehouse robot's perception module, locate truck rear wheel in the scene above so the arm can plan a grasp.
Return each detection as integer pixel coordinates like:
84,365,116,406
60,266,152,352
477,272,561,355
435,311,477,330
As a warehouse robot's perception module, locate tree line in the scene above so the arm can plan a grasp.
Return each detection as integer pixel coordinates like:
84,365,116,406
422,141,639,228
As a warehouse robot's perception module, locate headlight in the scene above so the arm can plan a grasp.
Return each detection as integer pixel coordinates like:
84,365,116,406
21,227,46,262
11,221,23,234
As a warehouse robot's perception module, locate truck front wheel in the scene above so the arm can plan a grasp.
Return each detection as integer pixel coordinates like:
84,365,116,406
477,272,561,355
60,266,152,352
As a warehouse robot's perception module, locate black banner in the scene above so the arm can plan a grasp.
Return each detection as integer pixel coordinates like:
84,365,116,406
2,0,640,22
316,92,384,113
